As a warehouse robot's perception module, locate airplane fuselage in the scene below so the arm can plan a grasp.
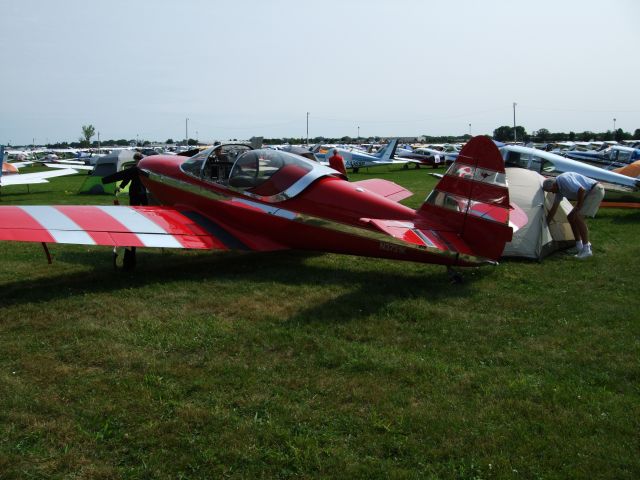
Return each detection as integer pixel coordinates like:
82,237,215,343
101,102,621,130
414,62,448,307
138,154,475,266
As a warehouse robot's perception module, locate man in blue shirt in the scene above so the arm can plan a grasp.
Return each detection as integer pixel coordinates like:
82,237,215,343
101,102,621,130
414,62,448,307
542,172,605,259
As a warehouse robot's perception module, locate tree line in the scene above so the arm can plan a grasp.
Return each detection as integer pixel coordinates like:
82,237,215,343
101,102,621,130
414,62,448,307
493,125,640,143
18,123,640,150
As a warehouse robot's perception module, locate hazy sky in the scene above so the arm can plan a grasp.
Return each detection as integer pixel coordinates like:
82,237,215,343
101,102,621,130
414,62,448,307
2,0,638,145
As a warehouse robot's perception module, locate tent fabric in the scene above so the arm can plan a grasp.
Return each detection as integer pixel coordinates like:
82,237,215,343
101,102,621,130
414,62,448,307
79,150,137,194
502,168,575,259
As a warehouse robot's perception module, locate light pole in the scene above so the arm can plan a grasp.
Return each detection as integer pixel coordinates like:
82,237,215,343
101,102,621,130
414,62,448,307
513,102,517,142
185,118,189,146
357,126,360,142
306,112,309,146
468,123,472,136
613,118,616,132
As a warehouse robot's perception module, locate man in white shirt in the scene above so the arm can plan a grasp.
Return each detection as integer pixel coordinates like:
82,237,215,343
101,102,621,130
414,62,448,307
542,172,605,259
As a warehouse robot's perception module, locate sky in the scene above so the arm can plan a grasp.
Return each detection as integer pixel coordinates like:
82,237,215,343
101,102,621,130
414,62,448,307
1,0,639,145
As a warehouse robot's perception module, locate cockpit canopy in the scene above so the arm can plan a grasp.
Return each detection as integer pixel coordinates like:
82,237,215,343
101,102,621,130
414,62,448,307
181,144,252,180
228,150,313,196
181,146,321,200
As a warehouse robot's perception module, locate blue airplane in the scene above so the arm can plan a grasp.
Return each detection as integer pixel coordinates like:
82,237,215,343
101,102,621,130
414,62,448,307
560,145,640,169
311,139,404,172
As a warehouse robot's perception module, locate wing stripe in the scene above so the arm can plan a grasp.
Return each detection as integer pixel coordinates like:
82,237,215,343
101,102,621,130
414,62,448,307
56,206,147,248
96,206,168,234
20,206,96,245
96,206,184,248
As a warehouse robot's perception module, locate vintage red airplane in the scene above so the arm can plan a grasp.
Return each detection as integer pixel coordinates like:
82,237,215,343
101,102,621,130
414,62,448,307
0,136,513,274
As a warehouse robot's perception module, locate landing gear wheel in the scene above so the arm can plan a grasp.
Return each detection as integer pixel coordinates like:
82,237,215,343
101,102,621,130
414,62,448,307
403,164,409,170
113,247,137,271
123,247,137,271
447,267,463,284
353,167,360,173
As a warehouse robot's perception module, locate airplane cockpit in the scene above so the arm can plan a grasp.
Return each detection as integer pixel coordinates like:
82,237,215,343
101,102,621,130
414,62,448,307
181,144,252,182
227,150,314,197
181,146,340,201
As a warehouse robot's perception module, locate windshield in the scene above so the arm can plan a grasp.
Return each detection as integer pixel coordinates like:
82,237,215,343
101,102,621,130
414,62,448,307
228,149,313,196
181,144,252,180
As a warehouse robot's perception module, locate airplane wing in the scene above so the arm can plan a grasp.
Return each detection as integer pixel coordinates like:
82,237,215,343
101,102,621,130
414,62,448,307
0,205,286,251
45,163,94,171
8,161,34,168
0,168,79,186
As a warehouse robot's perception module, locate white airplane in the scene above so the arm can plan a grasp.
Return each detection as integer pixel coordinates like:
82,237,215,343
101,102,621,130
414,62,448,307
45,162,94,171
499,144,639,195
1,145,81,186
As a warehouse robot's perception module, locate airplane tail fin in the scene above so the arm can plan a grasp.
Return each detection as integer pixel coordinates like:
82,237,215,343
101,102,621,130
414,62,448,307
417,136,512,262
374,139,399,161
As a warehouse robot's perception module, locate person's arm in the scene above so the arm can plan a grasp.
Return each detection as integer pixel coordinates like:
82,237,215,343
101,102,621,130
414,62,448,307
574,187,586,212
547,201,559,223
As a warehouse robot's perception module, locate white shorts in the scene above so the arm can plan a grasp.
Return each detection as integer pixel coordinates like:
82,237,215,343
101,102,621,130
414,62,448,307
579,183,605,217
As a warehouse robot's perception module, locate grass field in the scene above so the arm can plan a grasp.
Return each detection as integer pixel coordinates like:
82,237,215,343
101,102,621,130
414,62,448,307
0,167,638,479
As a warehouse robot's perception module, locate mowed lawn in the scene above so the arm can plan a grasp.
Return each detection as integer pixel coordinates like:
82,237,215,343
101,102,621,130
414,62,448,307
0,167,638,479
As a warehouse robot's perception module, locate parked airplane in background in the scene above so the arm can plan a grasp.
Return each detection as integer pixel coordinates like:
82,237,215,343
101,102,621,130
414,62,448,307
312,139,405,172
0,137,513,277
396,146,458,168
560,144,640,169
1,145,81,187
500,144,639,202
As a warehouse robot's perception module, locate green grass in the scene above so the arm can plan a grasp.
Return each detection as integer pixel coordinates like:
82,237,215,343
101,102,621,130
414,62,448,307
0,167,638,479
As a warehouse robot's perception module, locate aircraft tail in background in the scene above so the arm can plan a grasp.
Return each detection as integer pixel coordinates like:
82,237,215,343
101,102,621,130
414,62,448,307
373,139,399,161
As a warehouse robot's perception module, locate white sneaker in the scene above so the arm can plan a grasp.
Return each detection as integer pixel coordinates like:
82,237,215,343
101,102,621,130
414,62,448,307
576,246,593,259
567,241,583,254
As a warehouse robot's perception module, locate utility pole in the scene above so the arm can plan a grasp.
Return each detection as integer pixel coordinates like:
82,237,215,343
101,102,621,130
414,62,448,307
185,118,189,146
358,126,360,141
468,123,472,136
513,102,517,142
306,112,309,146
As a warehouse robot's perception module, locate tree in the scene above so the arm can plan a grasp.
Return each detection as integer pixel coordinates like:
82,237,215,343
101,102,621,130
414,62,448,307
81,124,95,145
633,129,640,140
493,126,513,141
536,128,550,141
166,139,174,144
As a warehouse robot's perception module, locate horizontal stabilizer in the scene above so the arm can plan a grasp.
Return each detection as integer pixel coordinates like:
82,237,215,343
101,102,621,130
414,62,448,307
351,179,413,202
363,218,483,262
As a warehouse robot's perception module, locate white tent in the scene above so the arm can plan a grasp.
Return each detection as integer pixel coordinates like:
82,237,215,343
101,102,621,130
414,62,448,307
503,168,575,259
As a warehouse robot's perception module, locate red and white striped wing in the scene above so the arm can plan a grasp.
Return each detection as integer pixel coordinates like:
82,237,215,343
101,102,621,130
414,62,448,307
0,205,231,250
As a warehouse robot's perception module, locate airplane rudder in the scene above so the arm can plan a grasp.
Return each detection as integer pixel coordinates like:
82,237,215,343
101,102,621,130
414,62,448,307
419,136,512,262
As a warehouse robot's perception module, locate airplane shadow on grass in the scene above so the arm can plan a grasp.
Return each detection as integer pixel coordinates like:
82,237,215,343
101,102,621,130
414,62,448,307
0,248,488,323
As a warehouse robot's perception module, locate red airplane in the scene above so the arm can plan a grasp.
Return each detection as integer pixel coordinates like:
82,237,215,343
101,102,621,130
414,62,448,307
0,136,512,275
